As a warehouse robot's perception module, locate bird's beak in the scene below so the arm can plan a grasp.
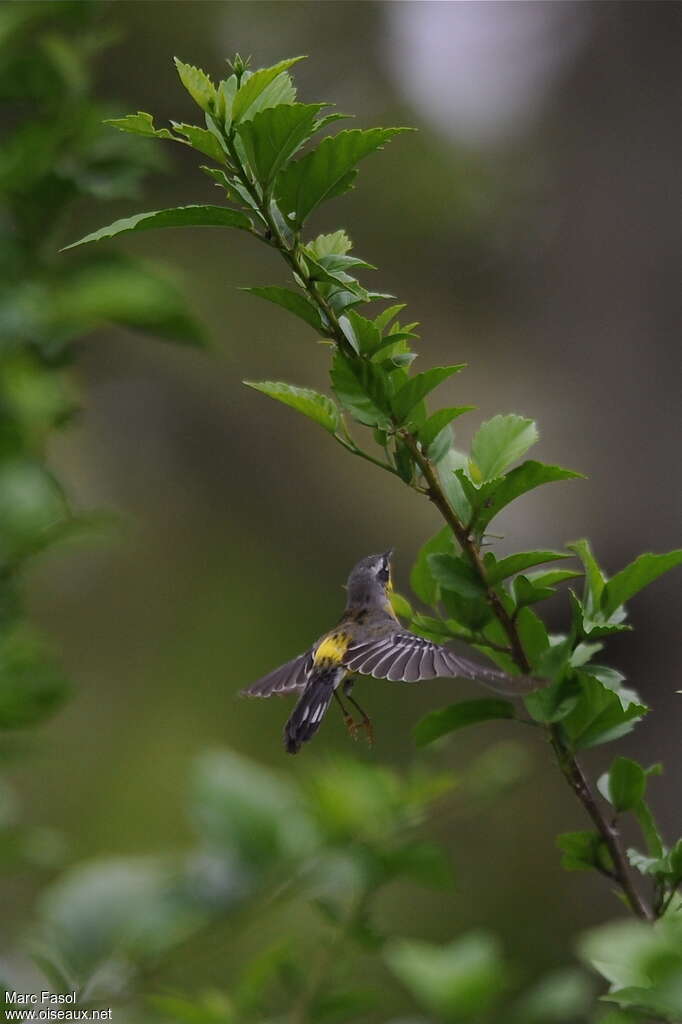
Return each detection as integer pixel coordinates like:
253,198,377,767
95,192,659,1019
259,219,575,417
383,547,394,562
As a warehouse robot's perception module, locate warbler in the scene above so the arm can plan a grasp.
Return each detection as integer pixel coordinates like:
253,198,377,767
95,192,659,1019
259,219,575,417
242,550,535,754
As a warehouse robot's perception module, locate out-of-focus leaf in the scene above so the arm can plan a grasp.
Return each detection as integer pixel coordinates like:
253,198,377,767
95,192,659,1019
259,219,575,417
513,968,595,1023
244,380,339,434
414,699,515,747
54,256,206,346
600,551,682,618
557,831,613,873
385,932,505,1020
190,750,317,870
62,205,253,250
0,459,68,564
0,625,68,729
470,414,538,482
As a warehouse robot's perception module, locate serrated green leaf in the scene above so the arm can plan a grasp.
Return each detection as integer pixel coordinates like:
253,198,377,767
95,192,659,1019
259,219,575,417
231,57,305,122
276,127,411,228
428,554,486,599
103,111,175,139
513,575,556,608
236,102,326,188
410,526,454,606
525,675,581,723
307,229,352,258
391,366,465,423
170,122,228,163
564,672,647,750
473,461,583,533
470,414,539,482
414,699,515,746
244,380,339,434
486,550,570,585
61,205,253,251
173,57,217,112
526,568,583,588
601,550,682,617
515,607,550,665
241,286,323,331
329,353,391,428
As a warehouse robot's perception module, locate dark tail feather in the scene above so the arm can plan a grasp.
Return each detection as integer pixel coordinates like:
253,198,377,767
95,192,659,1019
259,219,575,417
284,675,335,754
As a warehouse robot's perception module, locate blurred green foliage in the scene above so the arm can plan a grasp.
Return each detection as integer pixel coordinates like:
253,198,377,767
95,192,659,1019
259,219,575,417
0,0,203,742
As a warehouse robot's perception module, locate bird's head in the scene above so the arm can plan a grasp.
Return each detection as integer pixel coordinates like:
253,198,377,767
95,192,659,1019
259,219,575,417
345,549,394,609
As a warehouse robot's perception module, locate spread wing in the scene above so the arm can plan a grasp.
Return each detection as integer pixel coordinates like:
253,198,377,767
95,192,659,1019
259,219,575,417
241,651,313,698
344,631,538,696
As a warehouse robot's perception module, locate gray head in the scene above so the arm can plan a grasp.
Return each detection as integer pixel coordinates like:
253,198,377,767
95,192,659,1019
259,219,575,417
345,550,393,610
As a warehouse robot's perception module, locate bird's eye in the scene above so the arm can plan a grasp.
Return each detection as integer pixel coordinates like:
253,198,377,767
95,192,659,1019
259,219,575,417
377,565,390,584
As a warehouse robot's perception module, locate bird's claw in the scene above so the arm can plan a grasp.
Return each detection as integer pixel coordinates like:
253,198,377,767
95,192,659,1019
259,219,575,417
345,716,374,747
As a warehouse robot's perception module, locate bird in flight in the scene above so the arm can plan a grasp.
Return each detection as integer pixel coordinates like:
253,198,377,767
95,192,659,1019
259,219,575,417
242,550,537,754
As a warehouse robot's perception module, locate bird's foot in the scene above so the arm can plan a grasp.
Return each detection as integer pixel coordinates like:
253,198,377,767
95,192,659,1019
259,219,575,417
353,717,374,747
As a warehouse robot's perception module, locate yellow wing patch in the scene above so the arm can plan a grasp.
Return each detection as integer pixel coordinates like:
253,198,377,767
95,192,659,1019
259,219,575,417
314,632,350,666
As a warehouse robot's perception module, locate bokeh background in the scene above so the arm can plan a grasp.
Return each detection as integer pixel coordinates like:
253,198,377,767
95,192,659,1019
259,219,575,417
5,0,681,1006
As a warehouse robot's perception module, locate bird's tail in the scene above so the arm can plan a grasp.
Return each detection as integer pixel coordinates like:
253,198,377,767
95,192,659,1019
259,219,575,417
284,670,338,754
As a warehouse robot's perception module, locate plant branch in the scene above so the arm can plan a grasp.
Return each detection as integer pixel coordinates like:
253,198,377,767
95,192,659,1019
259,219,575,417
223,125,654,923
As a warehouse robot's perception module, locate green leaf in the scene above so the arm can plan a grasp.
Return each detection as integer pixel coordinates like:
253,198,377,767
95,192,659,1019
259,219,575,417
525,568,583,588
428,554,486,599
173,57,217,112
54,256,206,347
514,607,550,665
418,407,474,449
330,353,391,428
567,539,605,614
236,103,326,188
513,575,556,608
231,57,305,122
61,205,253,251
244,381,339,434
525,675,581,723
486,550,570,585
470,414,538,482
307,229,352,258
414,699,515,747
557,831,613,873
170,122,228,163
563,672,647,750
385,932,505,1020
410,526,454,606
474,461,583,532
600,757,646,813
513,968,595,1023
276,127,410,228
103,111,175,139
241,286,323,331
0,625,68,729
391,366,466,423
601,550,682,618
